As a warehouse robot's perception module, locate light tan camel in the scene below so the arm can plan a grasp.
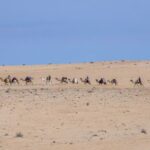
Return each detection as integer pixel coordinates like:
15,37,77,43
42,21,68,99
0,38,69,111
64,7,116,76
0,75,18,85
68,78,79,84
0,77,9,85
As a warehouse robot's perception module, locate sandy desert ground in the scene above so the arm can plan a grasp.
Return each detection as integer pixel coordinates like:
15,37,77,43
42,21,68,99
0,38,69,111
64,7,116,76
0,61,150,150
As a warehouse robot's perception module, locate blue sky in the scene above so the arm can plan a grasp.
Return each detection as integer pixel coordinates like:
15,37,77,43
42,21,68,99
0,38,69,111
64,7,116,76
0,0,150,65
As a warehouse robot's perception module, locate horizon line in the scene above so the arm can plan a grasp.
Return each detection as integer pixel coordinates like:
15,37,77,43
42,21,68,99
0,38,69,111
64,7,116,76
1,59,150,67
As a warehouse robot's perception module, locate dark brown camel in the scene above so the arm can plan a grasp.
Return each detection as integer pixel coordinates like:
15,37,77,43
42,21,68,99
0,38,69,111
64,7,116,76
96,78,107,85
20,76,33,85
11,77,19,85
46,75,51,84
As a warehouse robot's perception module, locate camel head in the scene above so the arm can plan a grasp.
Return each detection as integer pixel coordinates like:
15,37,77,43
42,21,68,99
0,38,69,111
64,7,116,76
130,80,134,83
96,79,99,83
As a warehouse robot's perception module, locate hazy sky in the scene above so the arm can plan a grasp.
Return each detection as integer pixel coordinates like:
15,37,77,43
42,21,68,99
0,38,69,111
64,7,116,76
0,0,150,65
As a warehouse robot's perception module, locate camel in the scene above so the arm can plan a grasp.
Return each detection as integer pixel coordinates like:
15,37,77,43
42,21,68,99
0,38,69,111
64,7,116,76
41,75,52,84
46,75,52,84
5,75,19,85
0,77,10,85
5,75,12,85
80,76,91,84
68,78,79,84
11,77,19,85
96,78,107,85
55,77,68,84
20,76,33,85
0,75,14,85
130,77,143,86
107,79,118,86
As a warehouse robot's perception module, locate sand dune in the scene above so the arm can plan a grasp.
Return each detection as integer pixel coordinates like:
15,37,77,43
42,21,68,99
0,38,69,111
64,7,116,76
0,61,150,150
